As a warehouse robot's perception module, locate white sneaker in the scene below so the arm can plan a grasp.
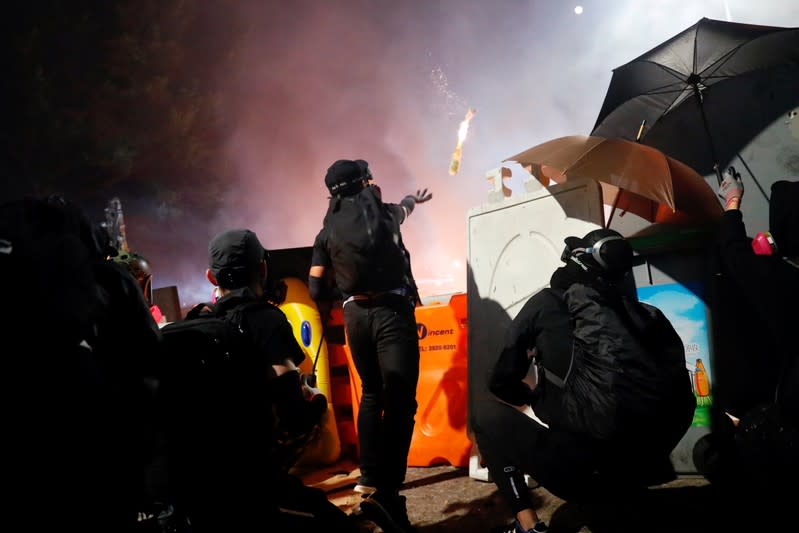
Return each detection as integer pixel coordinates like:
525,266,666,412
353,482,377,495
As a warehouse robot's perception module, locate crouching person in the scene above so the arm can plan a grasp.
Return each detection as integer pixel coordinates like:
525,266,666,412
159,228,355,532
473,229,695,533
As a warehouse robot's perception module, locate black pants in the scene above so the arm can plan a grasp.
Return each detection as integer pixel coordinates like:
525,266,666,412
472,399,601,514
344,294,420,493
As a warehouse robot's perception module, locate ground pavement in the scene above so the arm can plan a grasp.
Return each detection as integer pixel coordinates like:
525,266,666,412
299,459,791,532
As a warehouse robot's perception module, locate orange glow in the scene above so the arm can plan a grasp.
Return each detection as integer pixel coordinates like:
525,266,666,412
448,108,476,175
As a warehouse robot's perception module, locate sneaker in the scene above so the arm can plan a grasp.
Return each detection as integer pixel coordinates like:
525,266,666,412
497,519,549,533
353,475,377,495
359,491,417,533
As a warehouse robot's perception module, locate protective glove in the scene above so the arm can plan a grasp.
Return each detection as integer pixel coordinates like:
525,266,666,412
409,188,432,203
400,188,433,216
301,374,326,402
718,166,744,208
273,370,323,437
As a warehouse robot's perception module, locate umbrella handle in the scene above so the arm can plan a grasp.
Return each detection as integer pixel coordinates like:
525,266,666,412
636,120,646,142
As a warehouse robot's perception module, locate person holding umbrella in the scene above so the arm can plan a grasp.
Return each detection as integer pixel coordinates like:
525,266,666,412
701,170,799,508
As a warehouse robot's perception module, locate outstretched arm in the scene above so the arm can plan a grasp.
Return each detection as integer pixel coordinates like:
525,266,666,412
399,188,433,219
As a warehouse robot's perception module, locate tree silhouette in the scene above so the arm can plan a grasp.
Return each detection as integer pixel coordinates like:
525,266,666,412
3,0,235,220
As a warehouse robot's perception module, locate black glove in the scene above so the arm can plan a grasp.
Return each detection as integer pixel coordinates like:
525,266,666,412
410,188,432,203
272,370,314,436
301,374,328,425
400,188,433,216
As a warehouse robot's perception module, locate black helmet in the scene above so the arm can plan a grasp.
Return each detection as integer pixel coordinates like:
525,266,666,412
561,228,633,279
114,251,154,306
324,159,371,196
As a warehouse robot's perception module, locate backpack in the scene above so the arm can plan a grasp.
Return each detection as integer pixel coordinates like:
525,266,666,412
540,284,695,447
324,185,409,294
158,301,274,502
158,300,275,472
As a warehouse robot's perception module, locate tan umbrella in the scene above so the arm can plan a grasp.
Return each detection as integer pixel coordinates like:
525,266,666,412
504,135,723,227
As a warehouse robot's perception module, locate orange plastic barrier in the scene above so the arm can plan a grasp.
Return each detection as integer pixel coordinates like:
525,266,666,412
343,293,471,467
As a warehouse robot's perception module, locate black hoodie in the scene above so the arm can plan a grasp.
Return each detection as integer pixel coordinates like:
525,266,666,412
490,260,695,448
717,179,799,426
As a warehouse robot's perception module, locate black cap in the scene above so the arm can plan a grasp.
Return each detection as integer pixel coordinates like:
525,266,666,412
325,159,370,196
208,228,266,288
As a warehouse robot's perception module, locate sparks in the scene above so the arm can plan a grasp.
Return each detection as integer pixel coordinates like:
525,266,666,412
449,107,476,175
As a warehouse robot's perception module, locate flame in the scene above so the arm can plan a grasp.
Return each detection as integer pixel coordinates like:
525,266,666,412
457,108,475,144
449,107,476,175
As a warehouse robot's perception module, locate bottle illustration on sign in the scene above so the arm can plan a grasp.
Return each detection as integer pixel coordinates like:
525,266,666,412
694,358,710,398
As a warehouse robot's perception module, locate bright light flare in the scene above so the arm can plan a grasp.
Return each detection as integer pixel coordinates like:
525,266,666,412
574,6,583,15
449,107,477,175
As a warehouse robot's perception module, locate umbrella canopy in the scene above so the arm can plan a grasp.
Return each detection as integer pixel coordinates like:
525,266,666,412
505,135,722,227
591,18,799,182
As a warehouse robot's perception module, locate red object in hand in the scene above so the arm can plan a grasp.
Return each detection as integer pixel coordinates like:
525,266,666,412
752,231,777,256
150,304,164,324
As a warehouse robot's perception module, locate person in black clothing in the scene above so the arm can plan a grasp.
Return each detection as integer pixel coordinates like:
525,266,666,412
703,170,799,502
3,195,162,533
170,227,353,532
308,159,431,533
473,228,695,533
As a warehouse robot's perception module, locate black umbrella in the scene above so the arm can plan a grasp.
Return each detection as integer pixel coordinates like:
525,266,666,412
591,17,799,190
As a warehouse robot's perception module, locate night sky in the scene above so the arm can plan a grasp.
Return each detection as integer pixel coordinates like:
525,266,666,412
2,0,797,306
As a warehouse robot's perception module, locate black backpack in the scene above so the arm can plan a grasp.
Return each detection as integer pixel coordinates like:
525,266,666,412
324,185,409,295
540,284,695,447
158,301,276,519
160,301,265,421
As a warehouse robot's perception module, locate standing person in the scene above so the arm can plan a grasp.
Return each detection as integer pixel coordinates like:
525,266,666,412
703,169,799,508
308,159,432,533
473,228,695,533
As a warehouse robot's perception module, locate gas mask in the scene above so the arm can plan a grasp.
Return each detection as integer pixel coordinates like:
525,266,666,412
560,235,625,272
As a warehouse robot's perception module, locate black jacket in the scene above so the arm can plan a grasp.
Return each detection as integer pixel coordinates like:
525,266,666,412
491,270,695,452
716,181,799,425
215,288,306,368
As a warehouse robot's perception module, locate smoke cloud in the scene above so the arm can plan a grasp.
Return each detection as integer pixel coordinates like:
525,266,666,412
64,0,799,306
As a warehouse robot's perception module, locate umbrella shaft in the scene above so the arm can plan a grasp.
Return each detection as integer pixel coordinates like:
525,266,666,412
692,82,723,185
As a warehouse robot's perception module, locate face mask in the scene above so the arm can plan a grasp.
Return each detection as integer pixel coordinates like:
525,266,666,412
751,231,777,256
369,183,382,200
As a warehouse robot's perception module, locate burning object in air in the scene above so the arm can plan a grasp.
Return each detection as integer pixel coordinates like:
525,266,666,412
449,108,476,175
